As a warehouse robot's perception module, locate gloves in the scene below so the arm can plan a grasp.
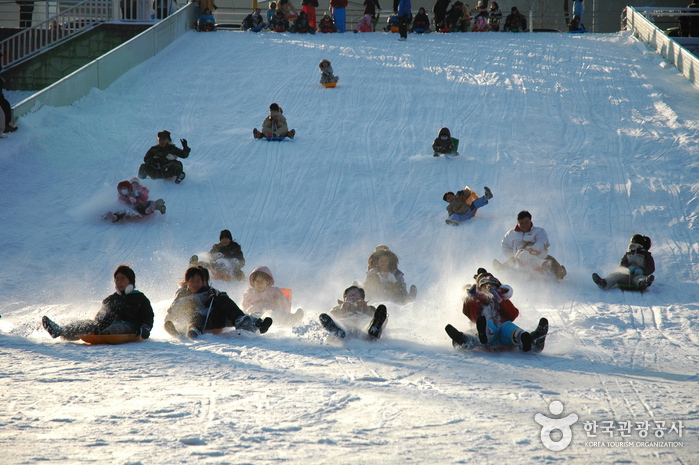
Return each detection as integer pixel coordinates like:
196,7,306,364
207,288,220,300
166,154,176,161
180,138,188,148
139,324,151,339
129,197,138,204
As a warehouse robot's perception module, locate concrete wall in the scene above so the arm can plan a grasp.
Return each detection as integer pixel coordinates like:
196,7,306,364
626,6,699,89
11,3,196,121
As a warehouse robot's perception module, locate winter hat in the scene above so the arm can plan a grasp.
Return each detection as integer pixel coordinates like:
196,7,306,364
250,266,275,286
438,127,451,138
511,6,518,11
117,180,132,193
269,103,281,114
157,130,171,140
474,268,501,288
220,229,233,241
630,234,651,250
443,191,455,202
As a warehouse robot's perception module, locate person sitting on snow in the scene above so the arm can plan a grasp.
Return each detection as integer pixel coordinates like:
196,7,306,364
42,265,154,341
108,178,165,223
319,285,388,339
411,7,431,32
432,127,458,156
496,210,567,279
242,266,303,325
268,9,290,31
503,5,526,32
190,229,246,281
355,13,373,32
198,8,216,30
253,103,296,139
318,13,338,32
363,245,417,304
164,266,272,339
443,186,492,226
567,14,585,31
445,268,548,352
290,10,316,32
138,130,190,184
319,59,339,84
592,234,655,291
242,8,266,30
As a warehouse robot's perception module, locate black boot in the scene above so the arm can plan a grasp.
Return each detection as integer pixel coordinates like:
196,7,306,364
368,305,387,339
520,331,533,352
476,316,488,344
445,324,478,349
319,313,345,339
42,316,62,338
256,317,273,334
531,318,549,353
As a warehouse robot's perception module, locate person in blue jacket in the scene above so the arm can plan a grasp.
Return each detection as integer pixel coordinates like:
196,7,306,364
397,0,411,40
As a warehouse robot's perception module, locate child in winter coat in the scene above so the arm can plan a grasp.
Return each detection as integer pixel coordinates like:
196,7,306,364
355,14,373,32
253,103,296,139
42,265,154,341
138,130,190,184
567,14,586,31
319,59,339,84
268,9,290,31
363,245,417,304
411,7,430,32
198,8,216,30
189,229,246,281
445,268,548,352
443,186,492,225
242,266,302,324
471,10,489,31
319,285,388,339
592,234,655,290
432,127,458,156
242,8,266,30
108,178,165,223
318,13,337,32
290,10,316,32
164,266,272,339
487,1,501,30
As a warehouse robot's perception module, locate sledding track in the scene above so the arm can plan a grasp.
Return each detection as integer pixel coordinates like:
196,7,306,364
1,30,699,464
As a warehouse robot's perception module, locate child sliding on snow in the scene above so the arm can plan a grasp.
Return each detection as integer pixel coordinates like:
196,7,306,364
363,245,417,304
592,234,655,291
432,127,459,156
242,266,303,325
253,103,296,140
107,178,165,223
319,59,339,85
445,268,548,352
443,186,492,225
319,285,388,340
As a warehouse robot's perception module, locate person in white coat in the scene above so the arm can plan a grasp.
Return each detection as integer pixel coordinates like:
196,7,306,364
495,210,566,278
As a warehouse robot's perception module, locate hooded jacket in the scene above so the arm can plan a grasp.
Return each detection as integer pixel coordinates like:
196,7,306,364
242,266,291,313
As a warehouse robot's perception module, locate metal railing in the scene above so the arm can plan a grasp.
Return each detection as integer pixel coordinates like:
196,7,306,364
1,0,111,70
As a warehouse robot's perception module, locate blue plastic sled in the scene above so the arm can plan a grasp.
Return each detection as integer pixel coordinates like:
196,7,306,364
266,136,287,141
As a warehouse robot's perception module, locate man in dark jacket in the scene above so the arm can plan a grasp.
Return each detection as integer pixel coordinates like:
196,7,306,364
504,6,527,32
42,265,154,340
138,130,191,183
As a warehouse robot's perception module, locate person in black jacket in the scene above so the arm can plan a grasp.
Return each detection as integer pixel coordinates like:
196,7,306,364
138,130,190,183
190,229,246,281
592,234,655,290
42,265,154,340
164,266,272,338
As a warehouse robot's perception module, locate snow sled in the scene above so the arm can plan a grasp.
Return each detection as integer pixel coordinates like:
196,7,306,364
80,334,143,345
249,26,263,32
322,82,337,88
434,137,460,157
617,283,647,292
567,29,589,34
266,136,287,141
103,211,146,223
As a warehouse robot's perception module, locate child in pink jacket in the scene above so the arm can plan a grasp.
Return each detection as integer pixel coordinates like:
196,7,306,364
242,266,302,324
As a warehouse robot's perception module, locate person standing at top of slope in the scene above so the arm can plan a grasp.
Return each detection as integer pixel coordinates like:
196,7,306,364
432,0,451,30
592,234,655,291
138,130,190,184
42,265,154,341
330,0,348,32
445,268,548,352
496,210,566,279
443,186,492,226
396,0,411,40
253,103,296,139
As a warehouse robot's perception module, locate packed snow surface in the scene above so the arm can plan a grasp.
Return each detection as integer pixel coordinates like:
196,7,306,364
1,29,698,464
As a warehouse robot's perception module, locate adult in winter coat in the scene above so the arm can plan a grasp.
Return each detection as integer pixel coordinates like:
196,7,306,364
190,229,246,281
164,266,272,339
592,234,655,290
446,1,469,31
330,0,348,32
277,0,298,18
445,268,548,352
443,186,492,225
411,7,430,31
503,6,526,31
396,0,411,39
487,1,502,30
290,10,316,32
432,0,451,29
319,59,340,84
572,0,583,22
302,0,319,27
253,103,296,139
497,210,566,278
363,0,381,22
138,130,190,183
363,245,417,304
0,74,18,134
319,285,388,339
42,265,154,341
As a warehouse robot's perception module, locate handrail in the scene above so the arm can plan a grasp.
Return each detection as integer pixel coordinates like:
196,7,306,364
0,0,111,70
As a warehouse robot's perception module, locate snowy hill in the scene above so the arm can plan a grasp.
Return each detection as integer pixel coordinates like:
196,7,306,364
1,30,698,464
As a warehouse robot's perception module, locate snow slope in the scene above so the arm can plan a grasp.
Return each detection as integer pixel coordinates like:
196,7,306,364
1,30,698,464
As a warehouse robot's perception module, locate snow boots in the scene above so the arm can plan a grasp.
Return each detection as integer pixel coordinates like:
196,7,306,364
42,316,62,338
319,313,346,339
530,317,549,353
484,186,493,200
256,317,273,334
368,305,388,339
175,172,186,184
476,315,488,344
287,129,296,139
164,320,179,337
592,273,607,289
253,128,263,139
444,324,479,349
638,275,655,290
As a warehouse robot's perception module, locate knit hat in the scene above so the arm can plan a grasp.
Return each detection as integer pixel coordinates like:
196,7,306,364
630,234,651,250
157,130,171,140
117,180,132,192
269,103,280,112
474,268,501,288
220,229,233,241
438,127,451,138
